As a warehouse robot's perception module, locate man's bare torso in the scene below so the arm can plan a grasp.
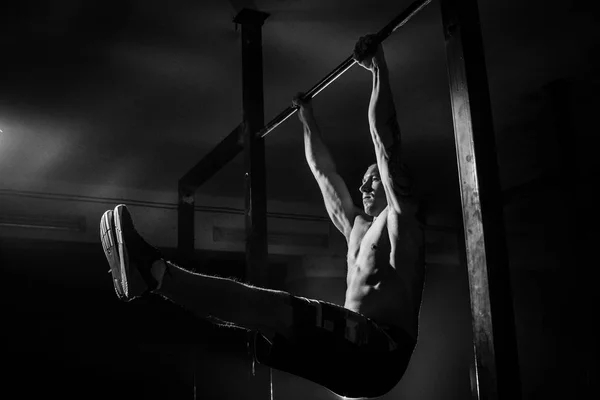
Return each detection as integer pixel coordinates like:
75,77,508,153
344,205,425,339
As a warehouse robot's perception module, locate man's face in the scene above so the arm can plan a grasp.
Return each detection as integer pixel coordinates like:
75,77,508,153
359,164,387,217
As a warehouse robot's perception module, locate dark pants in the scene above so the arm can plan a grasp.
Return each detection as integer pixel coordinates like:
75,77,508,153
251,295,416,398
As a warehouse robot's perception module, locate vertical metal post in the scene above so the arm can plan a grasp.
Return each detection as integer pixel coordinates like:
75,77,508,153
456,228,480,400
234,8,271,398
235,8,270,287
440,0,521,399
178,181,195,260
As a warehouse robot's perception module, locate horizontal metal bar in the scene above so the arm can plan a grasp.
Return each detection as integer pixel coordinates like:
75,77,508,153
178,0,432,193
257,0,433,138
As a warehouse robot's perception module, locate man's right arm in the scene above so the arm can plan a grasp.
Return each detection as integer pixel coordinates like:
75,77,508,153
294,95,359,240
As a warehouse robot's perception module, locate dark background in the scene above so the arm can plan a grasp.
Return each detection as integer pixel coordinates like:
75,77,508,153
1,0,596,399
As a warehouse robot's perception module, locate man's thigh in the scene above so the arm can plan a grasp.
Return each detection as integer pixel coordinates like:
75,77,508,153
251,295,415,398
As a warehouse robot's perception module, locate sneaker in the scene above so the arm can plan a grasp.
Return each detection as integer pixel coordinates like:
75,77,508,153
100,204,164,301
100,209,125,300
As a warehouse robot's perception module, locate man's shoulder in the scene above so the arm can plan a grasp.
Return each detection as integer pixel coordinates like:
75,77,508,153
346,212,371,240
351,211,371,226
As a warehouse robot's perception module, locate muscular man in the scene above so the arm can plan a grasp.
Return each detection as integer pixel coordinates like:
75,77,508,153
100,35,425,399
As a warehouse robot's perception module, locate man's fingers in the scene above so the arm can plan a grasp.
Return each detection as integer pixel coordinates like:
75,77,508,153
292,92,310,108
354,37,372,62
354,33,380,62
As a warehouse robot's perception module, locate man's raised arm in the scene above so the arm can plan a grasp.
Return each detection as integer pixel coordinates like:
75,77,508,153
293,94,359,240
354,35,412,215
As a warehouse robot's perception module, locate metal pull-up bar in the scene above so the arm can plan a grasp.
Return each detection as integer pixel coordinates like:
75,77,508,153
178,0,433,191
257,0,433,139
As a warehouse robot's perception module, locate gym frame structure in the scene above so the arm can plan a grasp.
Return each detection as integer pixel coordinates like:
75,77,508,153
177,0,521,399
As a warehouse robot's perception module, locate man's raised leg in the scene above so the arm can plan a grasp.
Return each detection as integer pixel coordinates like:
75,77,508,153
155,261,294,337
100,204,293,339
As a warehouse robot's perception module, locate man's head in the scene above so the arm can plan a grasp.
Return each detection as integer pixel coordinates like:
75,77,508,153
359,163,387,217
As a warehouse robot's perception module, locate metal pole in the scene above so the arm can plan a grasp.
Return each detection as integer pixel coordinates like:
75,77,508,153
235,7,270,286
177,181,195,258
440,0,521,399
234,8,272,398
257,0,433,138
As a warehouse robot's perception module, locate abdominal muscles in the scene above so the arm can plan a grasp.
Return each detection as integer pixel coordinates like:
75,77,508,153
344,216,423,339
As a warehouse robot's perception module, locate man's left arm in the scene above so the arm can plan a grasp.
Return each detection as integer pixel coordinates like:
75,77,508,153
355,36,408,215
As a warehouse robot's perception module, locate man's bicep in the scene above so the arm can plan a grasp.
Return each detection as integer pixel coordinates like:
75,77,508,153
315,171,358,238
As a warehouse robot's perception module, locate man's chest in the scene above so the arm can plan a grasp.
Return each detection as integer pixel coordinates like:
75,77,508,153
347,216,394,266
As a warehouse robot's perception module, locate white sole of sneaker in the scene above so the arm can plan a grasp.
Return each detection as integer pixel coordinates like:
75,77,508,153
100,209,125,300
113,204,133,300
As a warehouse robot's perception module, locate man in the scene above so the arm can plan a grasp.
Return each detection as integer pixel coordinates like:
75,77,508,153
100,35,425,399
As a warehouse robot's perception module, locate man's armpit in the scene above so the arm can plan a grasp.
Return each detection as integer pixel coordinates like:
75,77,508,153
384,112,402,141
386,145,413,198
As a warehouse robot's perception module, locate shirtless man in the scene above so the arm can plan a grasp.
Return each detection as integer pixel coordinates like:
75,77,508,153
100,35,425,399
